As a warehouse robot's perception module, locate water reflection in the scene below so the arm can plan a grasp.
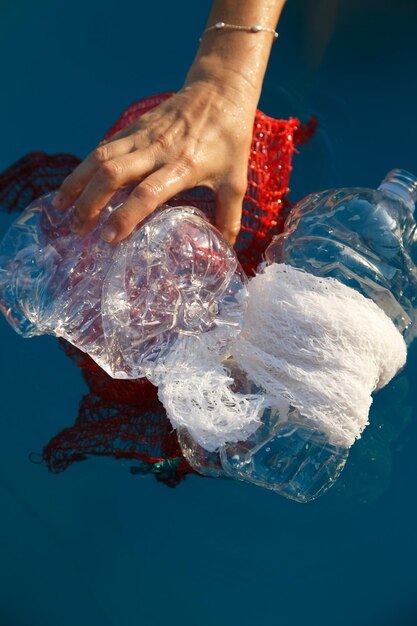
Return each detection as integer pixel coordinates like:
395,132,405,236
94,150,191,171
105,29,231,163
27,336,414,507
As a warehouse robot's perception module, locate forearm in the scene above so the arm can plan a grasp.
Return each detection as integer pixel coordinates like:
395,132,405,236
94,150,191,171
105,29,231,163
55,1,288,245
185,0,287,103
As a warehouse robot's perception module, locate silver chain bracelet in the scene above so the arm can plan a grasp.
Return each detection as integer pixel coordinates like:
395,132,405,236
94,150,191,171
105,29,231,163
199,21,279,43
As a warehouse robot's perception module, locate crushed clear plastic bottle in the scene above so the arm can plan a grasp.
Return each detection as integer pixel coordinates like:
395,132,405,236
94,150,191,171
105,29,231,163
0,189,248,379
180,169,417,502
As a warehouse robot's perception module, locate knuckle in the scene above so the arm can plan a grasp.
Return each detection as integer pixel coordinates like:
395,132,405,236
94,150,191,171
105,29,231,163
132,181,161,202
97,159,123,184
178,152,195,172
153,133,171,153
171,163,192,184
90,145,111,164
132,129,147,148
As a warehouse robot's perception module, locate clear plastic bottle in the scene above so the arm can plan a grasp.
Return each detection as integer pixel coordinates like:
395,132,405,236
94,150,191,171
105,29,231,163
1,170,416,502
179,169,417,502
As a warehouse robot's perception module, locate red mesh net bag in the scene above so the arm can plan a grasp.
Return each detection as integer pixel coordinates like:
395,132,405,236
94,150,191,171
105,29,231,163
0,92,316,486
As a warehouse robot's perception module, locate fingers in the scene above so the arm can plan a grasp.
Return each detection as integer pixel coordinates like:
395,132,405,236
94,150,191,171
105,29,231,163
52,136,137,210
214,178,246,247
69,149,158,234
100,162,193,244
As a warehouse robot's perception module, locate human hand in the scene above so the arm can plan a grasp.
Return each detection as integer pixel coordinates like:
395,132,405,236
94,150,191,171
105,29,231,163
53,71,259,246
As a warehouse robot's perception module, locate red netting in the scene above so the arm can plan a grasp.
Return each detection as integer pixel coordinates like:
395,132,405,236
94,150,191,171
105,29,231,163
0,152,82,213
41,339,196,487
0,92,316,486
103,92,317,275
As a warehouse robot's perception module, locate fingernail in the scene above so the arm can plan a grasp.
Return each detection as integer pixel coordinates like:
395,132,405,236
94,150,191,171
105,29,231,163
52,192,65,209
100,224,118,243
70,214,82,233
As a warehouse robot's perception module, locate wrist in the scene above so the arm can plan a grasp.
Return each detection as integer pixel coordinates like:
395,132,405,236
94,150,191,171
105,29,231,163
184,53,261,107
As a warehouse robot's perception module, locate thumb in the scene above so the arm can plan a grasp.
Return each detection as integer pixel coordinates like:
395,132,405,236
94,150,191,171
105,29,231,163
214,181,245,247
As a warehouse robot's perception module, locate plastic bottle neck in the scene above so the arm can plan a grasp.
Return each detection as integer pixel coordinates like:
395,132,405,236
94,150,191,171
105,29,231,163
378,169,417,212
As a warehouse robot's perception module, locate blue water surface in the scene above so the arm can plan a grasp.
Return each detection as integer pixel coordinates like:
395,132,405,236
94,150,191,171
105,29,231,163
1,1,417,625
